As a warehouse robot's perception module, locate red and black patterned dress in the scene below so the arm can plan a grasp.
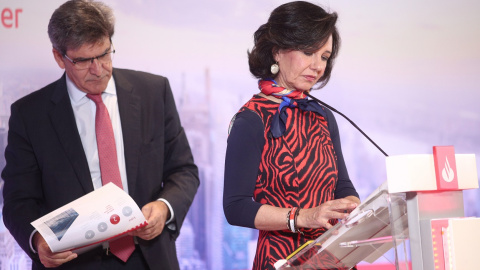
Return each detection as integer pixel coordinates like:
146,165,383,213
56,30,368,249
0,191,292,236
223,94,358,270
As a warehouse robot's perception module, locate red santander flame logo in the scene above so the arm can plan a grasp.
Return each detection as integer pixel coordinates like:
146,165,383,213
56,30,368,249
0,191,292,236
433,146,458,190
442,157,455,183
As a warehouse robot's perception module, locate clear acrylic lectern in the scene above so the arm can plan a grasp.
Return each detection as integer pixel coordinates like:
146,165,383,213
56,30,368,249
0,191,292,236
276,182,410,270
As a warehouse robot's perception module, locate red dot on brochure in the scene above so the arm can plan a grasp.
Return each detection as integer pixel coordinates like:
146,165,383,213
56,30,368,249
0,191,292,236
110,214,120,224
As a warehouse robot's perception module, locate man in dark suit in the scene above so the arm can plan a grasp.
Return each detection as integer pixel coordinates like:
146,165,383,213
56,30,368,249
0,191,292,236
1,1,199,269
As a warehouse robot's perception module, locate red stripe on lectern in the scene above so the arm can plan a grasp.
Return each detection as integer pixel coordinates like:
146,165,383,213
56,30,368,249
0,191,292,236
357,262,412,270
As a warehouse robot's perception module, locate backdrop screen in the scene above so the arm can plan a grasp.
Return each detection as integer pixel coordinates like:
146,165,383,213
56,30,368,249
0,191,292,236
1,1,479,269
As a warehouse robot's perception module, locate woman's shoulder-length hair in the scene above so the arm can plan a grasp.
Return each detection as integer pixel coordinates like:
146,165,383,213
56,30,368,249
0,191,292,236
248,1,340,89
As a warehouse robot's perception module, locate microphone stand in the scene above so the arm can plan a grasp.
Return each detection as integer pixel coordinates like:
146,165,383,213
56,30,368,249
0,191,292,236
306,93,389,157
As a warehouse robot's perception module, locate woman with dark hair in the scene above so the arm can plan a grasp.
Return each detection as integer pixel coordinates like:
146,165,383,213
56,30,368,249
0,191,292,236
223,1,360,269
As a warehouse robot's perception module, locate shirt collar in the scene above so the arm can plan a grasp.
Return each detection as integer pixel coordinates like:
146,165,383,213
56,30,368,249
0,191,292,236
66,74,117,105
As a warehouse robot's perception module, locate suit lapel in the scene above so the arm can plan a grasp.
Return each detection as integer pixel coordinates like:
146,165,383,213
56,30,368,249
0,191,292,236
49,74,94,194
114,69,142,197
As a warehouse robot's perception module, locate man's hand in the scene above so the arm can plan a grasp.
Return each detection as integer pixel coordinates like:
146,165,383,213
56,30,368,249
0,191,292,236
33,232,77,268
132,200,170,240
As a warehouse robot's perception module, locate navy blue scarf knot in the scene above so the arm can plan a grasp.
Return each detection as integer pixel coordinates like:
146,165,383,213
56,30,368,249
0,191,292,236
270,96,326,138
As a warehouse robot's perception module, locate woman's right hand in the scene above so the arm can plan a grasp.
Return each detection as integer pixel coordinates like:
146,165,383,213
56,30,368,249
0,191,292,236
297,199,358,230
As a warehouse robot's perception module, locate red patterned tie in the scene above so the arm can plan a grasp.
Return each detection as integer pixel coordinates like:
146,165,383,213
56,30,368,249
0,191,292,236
87,94,135,262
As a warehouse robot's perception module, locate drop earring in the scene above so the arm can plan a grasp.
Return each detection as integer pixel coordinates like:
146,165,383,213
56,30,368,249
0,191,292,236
271,63,279,75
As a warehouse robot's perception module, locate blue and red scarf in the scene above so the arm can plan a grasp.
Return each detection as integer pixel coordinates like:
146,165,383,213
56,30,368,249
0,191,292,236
258,79,326,138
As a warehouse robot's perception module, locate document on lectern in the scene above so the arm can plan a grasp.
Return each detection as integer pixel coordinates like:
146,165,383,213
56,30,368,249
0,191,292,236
31,183,148,253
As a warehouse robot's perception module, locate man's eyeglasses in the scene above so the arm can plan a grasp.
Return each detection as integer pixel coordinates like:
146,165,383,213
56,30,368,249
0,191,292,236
63,44,115,70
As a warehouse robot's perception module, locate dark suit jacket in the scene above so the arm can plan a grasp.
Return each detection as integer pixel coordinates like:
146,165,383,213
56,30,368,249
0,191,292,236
2,68,200,269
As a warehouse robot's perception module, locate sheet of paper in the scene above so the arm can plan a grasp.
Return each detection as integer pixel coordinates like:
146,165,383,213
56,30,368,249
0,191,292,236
31,183,147,252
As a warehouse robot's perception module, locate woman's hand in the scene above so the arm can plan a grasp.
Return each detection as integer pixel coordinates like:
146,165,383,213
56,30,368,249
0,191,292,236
297,198,358,230
343,196,361,212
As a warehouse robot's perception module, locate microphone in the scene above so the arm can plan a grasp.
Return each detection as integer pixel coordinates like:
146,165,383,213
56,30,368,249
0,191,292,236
306,93,389,157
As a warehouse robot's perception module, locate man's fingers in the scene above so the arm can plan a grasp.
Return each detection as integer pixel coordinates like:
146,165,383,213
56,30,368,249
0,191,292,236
40,251,77,268
142,204,154,220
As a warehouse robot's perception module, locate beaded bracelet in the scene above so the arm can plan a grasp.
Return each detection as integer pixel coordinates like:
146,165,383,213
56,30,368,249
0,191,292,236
286,208,293,232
